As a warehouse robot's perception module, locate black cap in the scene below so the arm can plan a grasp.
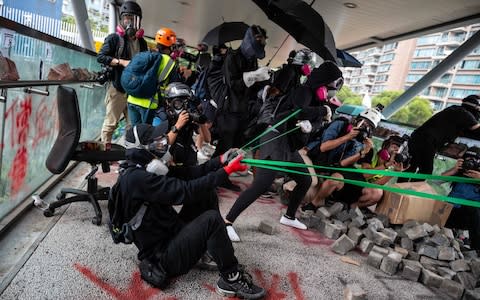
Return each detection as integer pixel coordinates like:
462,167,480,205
463,94,480,106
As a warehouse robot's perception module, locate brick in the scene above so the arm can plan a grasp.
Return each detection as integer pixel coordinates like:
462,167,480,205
258,220,276,235
438,246,456,261
403,220,420,229
372,245,389,256
367,218,384,231
405,225,428,240
401,264,421,282
402,259,423,269
317,206,331,219
452,240,464,260
420,256,450,268
455,272,476,290
376,214,390,228
439,278,464,300
470,259,480,280
363,226,376,241
327,202,344,217
407,250,420,261
422,223,435,234
367,250,384,268
324,223,343,240
333,220,348,233
349,216,366,228
436,266,457,280
418,245,439,259
400,237,414,251
358,238,374,254
381,228,398,243
394,246,409,258
442,227,455,240
373,231,393,247
463,289,480,300
336,210,351,222
463,250,478,260
430,233,451,247
317,219,331,234
347,227,364,245
380,252,403,275
331,234,356,255
344,283,367,300
432,224,441,233
450,260,470,272
420,269,444,288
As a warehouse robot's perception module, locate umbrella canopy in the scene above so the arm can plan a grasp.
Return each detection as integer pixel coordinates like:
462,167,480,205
201,21,250,46
252,0,337,62
336,49,363,68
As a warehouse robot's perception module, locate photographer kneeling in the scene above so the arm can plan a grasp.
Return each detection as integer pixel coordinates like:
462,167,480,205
444,146,480,251
165,82,207,166
114,124,265,299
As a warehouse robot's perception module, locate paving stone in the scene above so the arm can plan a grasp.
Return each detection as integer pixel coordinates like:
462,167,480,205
437,266,457,280
422,223,435,234
400,237,414,251
451,260,471,272
358,238,374,254
394,246,409,258
347,227,364,245
336,210,351,222
439,278,465,300
344,283,367,300
432,224,441,233
405,225,428,240
331,234,356,255
470,259,480,280
382,228,398,243
324,223,344,240
372,245,389,256
463,289,480,300
367,218,384,231
401,263,421,282
438,246,456,261
420,268,444,288
376,214,390,228
348,207,364,220
430,233,451,247
363,226,377,241
407,250,420,261
317,219,331,234
455,272,476,290
403,220,420,229
258,220,276,235
463,250,478,260
452,240,464,260
333,220,348,233
328,202,344,217
418,244,439,259
373,231,393,247
367,250,384,268
349,216,366,228
420,256,450,267
402,259,423,269
317,206,331,219
442,227,455,240
380,252,403,275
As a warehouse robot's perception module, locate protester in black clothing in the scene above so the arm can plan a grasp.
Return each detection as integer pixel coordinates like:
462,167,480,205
116,124,265,299
224,62,342,242
97,1,148,144
212,25,270,191
403,94,480,178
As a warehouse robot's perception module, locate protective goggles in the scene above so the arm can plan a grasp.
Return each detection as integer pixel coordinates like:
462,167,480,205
167,97,188,110
121,14,141,29
328,77,344,90
125,126,169,156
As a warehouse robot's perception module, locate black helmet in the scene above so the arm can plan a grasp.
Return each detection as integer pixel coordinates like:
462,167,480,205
119,1,142,18
462,94,480,119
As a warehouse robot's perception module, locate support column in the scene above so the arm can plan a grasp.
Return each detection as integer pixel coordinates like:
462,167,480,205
383,30,480,119
71,0,95,51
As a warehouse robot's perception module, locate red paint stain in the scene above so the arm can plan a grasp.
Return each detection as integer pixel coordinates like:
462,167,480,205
254,269,287,300
203,283,241,300
290,228,334,247
8,146,27,195
74,263,176,300
288,272,305,300
32,98,55,148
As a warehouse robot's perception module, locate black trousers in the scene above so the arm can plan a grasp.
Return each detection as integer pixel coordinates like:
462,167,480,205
399,135,435,182
446,205,480,250
212,112,246,157
226,151,311,222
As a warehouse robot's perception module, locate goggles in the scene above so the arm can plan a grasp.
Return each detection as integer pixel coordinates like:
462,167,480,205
167,97,188,110
125,126,169,157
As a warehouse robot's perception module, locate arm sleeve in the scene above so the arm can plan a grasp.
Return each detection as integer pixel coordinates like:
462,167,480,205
223,52,247,95
97,34,118,65
321,121,343,143
168,157,222,179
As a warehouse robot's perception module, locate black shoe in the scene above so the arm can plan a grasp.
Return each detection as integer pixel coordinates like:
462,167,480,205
300,202,319,217
216,270,266,299
139,259,169,289
220,180,242,192
195,251,218,271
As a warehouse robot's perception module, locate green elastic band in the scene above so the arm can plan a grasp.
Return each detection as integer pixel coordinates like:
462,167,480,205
247,127,300,152
246,161,480,208
241,109,301,150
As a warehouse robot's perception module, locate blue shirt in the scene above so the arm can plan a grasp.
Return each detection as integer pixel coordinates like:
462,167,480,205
321,119,364,165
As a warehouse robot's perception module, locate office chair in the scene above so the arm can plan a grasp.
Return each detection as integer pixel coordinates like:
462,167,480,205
44,85,125,225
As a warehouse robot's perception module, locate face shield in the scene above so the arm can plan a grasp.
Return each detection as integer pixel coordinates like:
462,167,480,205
166,97,188,116
124,126,169,160
121,13,141,37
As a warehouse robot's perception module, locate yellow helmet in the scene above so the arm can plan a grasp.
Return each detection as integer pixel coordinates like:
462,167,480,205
155,27,176,47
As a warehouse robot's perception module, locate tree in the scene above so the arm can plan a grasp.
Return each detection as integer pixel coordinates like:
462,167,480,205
371,91,433,126
337,86,362,105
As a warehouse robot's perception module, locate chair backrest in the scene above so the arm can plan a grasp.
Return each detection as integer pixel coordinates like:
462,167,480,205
46,86,81,174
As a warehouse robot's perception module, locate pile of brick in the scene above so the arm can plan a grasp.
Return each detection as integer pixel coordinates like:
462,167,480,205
300,203,480,300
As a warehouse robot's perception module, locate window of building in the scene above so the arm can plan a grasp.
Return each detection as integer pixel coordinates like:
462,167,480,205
383,43,397,51
414,48,435,57
449,88,480,98
434,88,447,97
380,53,395,62
460,60,480,69
372,85,385,93
410,61,432,69
453,75,480,85
416,35,439,46
375,74,388,82
377,64,391,72
431,101,443,111
406,74,423,82
439,74,452,84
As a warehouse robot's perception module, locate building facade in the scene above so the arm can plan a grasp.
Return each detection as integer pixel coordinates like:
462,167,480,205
343,24,480,111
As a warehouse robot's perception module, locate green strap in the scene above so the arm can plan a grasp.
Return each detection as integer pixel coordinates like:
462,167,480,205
242,158,480,185
246,161,480,208
241,109,301,150
247,127,300,151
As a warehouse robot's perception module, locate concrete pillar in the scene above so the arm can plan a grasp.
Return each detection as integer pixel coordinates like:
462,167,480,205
71,0,95,51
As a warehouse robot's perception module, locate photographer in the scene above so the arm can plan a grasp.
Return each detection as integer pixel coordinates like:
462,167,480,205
164,82,207,166
115,124,265,299
444,146,480,251
97,1,147,145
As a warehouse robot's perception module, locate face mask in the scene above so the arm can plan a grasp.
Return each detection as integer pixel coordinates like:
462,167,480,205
301,64,311,76
327,88,337,99
146,159,169,176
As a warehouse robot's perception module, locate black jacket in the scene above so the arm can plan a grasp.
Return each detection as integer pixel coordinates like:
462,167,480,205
97,33,148,93
117,157,227,260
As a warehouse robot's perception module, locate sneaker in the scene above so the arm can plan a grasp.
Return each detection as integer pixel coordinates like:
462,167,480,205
280,215,307,230
196,251,218,271
139,259,169,289
260,192,273,199
300,202,318,217
216,270,266,299
226,224,241,242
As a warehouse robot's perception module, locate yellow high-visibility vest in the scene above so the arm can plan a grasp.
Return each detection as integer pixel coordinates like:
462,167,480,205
127,54,176,109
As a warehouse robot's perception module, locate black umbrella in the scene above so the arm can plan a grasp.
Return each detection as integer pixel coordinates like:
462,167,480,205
201,22,250,46
252,0,337,62
336,49,363,68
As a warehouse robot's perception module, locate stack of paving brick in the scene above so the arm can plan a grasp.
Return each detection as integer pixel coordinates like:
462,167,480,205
301,205,480,300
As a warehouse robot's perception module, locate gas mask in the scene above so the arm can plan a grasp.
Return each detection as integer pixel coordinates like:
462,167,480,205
120,13,142,38
166,97,188,118
125,126,170,161
315,77,344,102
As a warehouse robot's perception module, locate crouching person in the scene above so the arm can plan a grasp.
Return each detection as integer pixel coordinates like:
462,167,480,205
113,124,266,299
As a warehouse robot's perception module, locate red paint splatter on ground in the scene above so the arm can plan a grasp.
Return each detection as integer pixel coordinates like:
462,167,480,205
254,269,287,299
290,228,334,247
288,272,305,300
74,263,177,300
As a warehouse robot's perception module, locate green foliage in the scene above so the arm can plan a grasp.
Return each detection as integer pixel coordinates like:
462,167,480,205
337,86,362,105
372,91,433,126
62,15,76,25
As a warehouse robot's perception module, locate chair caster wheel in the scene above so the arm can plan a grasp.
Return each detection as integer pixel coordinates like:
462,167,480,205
92,217,101,225
44,208,54,217
56,193,66,200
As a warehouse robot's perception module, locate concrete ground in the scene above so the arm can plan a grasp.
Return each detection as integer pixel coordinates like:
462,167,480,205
0,162,449,300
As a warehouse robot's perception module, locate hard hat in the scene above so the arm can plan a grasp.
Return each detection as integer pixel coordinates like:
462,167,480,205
359,106,383,128
164,82,192,99
291,48,313,66
119,1,142,18
155,27,176,47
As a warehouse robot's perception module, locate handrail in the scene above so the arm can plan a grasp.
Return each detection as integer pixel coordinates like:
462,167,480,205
0,80,102,89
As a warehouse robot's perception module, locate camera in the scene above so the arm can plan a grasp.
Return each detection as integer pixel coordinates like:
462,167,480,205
393,135,411,164
97,65,113,84
355,128,370,142
166,97,207,124
187,109,207,124
462,147,480,172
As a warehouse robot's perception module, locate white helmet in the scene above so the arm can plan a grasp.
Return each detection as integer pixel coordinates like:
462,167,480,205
291,48,313,66
359,106,384,128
